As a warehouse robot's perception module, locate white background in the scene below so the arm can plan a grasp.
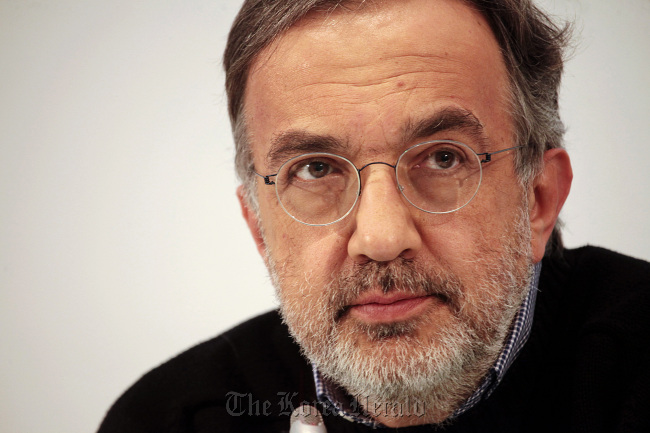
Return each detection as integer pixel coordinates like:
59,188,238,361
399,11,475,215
1,0,648,432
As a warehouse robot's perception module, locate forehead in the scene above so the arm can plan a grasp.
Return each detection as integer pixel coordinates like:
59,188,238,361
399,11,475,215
244,0,511,166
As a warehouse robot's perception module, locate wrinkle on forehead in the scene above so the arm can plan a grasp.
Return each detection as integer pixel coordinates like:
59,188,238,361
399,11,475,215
258,40,481,93
292,61,466,92
266,56,473,116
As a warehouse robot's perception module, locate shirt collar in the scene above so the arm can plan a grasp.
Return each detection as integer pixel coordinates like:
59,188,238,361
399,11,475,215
313,262,542,427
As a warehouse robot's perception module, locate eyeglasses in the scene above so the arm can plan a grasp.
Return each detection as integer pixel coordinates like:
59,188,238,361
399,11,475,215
253,140,521,226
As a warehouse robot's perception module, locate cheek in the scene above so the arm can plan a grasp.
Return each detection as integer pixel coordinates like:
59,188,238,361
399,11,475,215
418,221,478,272
415,197,519,272
256,194,294,257
263,216,349,283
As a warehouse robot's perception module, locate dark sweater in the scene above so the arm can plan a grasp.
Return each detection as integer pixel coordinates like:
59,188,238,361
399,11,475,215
97,246,650,432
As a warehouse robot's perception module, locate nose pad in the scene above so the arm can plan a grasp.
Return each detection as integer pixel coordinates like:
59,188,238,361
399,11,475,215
347,165,422,263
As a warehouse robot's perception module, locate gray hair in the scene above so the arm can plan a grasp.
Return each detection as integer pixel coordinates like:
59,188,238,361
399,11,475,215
223,0,571,256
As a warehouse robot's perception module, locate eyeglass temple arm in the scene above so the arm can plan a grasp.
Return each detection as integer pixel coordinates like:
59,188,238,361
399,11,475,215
252,170,277,185
477,146,523,163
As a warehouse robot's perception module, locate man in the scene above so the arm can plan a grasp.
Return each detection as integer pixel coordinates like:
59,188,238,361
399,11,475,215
98,0,650,431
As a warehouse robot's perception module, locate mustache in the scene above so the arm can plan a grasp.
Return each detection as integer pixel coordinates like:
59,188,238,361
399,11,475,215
329,258,464,320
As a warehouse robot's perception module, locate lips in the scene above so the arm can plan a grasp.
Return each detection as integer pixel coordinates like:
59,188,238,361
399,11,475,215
345,292,439,324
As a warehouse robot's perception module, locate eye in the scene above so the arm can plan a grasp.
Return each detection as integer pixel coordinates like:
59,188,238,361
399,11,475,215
293,159,335,180
421,147,463,170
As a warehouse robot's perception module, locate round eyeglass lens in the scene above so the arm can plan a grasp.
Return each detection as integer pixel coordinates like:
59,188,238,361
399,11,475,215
395,140,482,213
274,153,361,226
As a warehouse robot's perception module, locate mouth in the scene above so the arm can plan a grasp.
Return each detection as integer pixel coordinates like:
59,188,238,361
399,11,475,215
342,292,446,324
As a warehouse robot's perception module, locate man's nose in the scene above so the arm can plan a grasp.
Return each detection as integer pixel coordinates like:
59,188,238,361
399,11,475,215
347,166,422,263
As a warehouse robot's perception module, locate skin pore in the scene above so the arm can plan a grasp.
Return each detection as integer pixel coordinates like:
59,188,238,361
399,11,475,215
238,0,572,427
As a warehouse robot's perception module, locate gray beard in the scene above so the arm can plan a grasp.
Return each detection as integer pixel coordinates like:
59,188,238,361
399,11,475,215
267,207,534,424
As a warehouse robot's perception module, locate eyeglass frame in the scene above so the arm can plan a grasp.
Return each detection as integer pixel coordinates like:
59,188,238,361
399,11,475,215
252,140,522,226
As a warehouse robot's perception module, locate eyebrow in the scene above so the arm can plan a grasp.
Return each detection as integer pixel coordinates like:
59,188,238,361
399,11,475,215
264,107,488,170
404,107,488,148
266,131,347,171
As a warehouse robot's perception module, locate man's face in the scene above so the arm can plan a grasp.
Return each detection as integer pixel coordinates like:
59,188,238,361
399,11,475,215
242,0,535,426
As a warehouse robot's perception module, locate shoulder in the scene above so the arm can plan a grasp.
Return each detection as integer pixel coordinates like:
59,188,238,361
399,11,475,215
558,245,650,282
482,247,650,431
543,246,650,327
543,245,650,282
540,246,650,341
97,310,315,433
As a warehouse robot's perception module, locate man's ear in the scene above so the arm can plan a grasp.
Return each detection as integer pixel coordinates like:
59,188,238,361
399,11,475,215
237,185,267,259
528,148,573,262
